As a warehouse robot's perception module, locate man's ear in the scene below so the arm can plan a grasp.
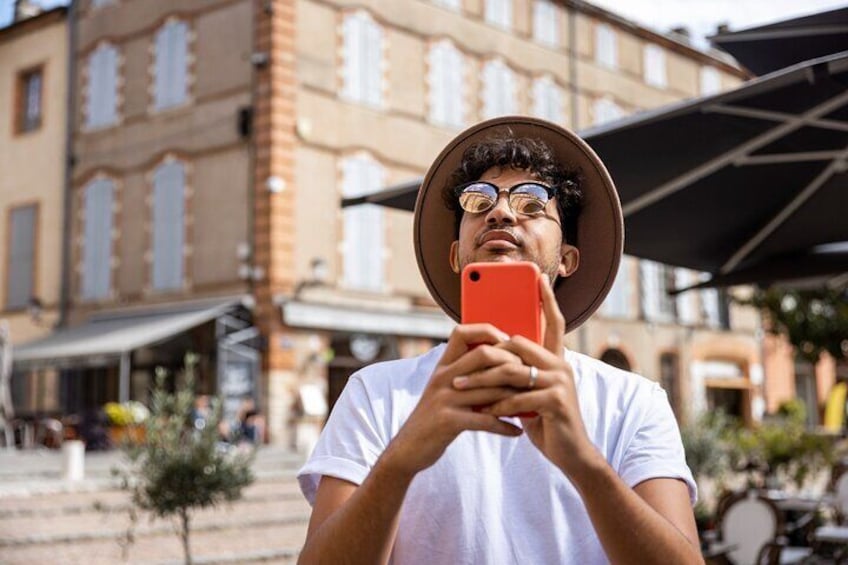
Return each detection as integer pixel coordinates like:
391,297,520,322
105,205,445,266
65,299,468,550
449,241,460,274
558,243,580,278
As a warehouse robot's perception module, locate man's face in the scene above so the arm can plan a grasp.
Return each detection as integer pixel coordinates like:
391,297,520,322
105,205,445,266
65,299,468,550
449,166,579,282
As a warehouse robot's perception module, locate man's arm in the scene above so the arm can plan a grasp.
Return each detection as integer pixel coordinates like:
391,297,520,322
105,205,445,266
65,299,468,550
298,447,414,565
470,276,701,564
571,453,701,564
298,325,526,564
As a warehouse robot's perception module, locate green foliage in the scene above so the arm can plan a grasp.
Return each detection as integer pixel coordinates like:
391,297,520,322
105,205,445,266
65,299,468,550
681,410,738,483
739,287,848,363
733,400,834,489
115,353,254,564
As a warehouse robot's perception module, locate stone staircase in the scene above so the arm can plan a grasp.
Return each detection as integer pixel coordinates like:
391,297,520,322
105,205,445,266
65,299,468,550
0,448,311,564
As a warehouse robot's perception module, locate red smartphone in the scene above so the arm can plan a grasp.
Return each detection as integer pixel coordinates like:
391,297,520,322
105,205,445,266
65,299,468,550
461,261,542,343
461,262,542,418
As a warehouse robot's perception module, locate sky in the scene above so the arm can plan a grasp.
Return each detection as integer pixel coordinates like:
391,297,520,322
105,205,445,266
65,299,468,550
1,0,845,45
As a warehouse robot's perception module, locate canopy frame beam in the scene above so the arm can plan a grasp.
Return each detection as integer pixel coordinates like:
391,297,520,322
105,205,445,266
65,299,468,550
708,104,848,133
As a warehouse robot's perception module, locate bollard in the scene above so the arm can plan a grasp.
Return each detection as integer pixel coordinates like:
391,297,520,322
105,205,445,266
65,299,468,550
62,439,85,481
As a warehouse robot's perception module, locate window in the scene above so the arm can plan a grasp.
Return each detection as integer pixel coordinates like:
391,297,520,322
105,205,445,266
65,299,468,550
431,0,460,10
595,23,617,69
341,155,384,291
533,0,558,46
342,11,383,108
82,178,114,300
481,60,516,119
428,40,465,128
86,42,119,128
640,260,675,323
592,97,622,126
643,44,667,88
16,67,43,133
152,161,186,291
701,287,721,328
154,19,189,111
700,66,721,96
674,268,698,324
602,256,631,318
531,75,562,123
5,205,37,310
484,0,512,29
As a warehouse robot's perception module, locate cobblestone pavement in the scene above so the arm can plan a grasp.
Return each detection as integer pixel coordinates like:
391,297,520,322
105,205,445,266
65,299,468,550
0,446,311,564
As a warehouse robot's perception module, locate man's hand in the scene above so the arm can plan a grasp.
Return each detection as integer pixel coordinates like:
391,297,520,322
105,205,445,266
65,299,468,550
382,324,525,477
452,274,598,477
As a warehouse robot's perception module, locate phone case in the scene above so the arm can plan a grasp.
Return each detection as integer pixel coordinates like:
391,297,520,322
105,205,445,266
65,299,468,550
461,262,541,343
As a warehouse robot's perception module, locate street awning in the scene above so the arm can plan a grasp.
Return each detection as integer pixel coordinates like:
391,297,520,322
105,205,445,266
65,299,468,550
280,300,454,339
13,297,245,370
710,7,848,76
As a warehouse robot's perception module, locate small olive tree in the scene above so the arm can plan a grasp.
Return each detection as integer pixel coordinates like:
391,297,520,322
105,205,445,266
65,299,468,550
115,354,254,564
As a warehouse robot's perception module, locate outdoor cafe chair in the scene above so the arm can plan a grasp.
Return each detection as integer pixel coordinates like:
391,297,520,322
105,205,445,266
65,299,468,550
711,489,813,565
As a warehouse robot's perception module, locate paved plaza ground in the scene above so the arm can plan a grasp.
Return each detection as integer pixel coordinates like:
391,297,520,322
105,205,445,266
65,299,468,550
0,446,310,564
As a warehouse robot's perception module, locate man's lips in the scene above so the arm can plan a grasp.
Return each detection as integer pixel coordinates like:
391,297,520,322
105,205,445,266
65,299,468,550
478,230,521,248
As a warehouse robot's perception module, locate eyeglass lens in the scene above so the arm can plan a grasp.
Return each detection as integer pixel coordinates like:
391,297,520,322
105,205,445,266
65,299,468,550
457,182,551,215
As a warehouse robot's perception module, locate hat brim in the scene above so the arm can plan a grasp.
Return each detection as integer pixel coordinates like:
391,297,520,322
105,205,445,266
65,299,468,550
413,116,624,333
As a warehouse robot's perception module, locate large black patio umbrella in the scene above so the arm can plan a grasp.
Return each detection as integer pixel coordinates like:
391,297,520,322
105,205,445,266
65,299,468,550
584,51,848,287
710,7,848,76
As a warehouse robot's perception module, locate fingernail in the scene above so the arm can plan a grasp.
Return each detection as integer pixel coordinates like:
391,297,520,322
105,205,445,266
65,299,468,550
453,376,468,389
497,331,509,342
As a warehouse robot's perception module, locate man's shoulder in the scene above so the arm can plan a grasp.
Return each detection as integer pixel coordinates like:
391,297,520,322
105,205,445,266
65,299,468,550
569,350,661,399
352,343,446,392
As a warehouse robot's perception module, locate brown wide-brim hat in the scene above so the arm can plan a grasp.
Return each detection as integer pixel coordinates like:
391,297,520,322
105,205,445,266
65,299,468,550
413,116,624,333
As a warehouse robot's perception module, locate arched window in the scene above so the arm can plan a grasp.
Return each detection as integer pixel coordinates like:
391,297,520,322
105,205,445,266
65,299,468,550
82,177,115,300
86,42,119,128
152,160,186,291
481,60,516,119
341,155,385,291
342,11,383,107
154,19,190,110
600,348,631,371
428,40,465,128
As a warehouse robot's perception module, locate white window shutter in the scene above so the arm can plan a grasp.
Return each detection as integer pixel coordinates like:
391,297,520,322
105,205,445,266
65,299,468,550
533,76,561,123
533,1,558,46
602,256,630,318
156,21,188,110
365,19,382,106
152,162,185,290
675,269,698,324
342,156,384,291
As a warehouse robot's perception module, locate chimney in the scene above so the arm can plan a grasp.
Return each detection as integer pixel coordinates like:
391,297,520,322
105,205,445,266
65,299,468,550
14,0,43,23
716,22,730,36
670,26,690,39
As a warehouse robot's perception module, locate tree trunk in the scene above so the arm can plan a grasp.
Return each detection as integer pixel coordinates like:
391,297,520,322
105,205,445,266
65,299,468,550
180,509,192,565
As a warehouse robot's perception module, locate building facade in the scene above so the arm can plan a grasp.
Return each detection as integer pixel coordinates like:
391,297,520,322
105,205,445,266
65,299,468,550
0,7,68,417
7,0,838,445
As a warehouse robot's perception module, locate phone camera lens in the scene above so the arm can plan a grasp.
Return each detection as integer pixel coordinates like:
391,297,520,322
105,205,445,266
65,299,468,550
469,271,480,282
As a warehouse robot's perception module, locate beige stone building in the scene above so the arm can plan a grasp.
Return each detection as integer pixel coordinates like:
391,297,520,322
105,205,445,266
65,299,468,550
16,0,835,445
0,7,68,416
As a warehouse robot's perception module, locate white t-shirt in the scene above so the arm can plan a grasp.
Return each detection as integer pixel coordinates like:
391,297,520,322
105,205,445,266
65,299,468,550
298,344,696,564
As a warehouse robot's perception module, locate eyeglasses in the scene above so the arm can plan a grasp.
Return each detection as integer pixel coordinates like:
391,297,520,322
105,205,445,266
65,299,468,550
454,181,556,215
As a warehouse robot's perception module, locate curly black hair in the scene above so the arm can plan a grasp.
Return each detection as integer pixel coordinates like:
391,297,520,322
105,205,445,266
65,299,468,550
440,134,584,245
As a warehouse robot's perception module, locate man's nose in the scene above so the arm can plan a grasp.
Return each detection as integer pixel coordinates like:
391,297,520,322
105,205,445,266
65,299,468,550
485,191,516,225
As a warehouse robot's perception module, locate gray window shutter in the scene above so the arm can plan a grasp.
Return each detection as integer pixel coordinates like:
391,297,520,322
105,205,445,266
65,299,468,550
87,44,118,127
156,22,188,110
82,179,113,300
6,206,36,309
152,162,185,290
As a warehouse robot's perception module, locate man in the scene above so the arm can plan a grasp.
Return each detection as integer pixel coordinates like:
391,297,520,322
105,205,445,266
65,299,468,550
297,117,700,564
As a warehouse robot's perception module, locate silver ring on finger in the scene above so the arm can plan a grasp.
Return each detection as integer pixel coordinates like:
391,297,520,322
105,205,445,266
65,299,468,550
527,365,539,389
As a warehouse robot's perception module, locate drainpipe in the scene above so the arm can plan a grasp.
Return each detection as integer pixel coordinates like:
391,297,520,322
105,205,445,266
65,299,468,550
568,2,579,129
58,0,78,328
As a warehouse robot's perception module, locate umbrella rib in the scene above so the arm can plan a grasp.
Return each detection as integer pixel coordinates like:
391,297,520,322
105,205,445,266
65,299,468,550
721,144,848,274
738,150,846,165
623,89,848,218
709,104,848,133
